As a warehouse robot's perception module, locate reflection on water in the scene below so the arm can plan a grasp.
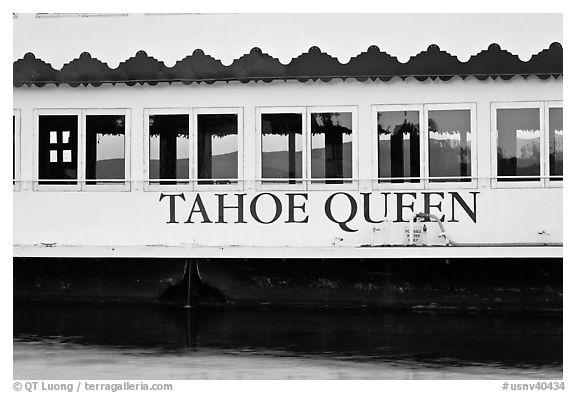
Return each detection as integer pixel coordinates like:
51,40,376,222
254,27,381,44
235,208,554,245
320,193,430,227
13,304,562,380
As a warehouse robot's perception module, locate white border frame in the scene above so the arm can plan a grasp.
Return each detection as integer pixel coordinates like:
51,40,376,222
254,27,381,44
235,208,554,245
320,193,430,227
143,108,194,192
256,106,307,191
544,101,563,188
13,109,21,191
371,104,425,190
424,102,478,189
306,105,359,191
33,108,82,191
491,101,545,189
193,107,244,192
82,108,131,192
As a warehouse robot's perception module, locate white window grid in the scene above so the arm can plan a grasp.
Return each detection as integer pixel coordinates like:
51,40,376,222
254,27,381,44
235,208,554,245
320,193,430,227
256,106,359,191
490,101,546,189
24,102,562,193
256,105,359,191
372,103,478,190
13,109,21,191
33,108,131,192
143,107,244,192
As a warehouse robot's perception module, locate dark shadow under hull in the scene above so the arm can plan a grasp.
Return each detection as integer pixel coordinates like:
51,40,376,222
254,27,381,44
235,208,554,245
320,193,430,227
13,257,562,312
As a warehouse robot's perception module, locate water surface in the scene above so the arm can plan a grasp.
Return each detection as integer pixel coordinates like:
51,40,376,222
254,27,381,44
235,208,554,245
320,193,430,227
13,304,562,379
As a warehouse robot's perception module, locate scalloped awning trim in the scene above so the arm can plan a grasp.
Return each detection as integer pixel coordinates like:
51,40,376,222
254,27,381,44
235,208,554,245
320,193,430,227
13,43,562,87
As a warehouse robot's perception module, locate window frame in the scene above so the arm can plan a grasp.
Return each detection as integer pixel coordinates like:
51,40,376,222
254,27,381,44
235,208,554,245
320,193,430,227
33,108,83,192
193,107,244,192
82,108,131,192
491,101,545,189
256,106,307,191
34,108,131,192
423,102,478,189
143,107,244,192
372,103,477,190
13,109,21,191
544,101,563,188
143,108,194,192
306,105,358,191
371,104,425,190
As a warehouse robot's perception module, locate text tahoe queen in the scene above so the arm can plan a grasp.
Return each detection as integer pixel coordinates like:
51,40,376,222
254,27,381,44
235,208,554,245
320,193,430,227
159,191,479,232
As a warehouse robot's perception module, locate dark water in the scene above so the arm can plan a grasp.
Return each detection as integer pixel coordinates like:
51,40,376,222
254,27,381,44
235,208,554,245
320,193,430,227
13,304,562,379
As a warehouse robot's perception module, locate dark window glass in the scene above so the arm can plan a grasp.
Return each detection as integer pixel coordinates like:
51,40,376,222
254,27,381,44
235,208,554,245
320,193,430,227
549,108,563,180
377,111,420,183
311,112,353,184
428,110,471,182
149,114,189,185
261,113,302,184
497,108,540,181
197,114,238,184
86,115,125,185
38,115,78,185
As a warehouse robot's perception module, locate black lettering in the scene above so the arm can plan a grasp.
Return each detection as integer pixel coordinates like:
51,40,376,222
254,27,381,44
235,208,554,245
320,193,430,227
250,193,282,224
184,194,212,223
381,192,390,219
325,192,358,232
361,192,384,223
394,192,417,223
159,193,185,224
286,193,309,223
216,193,247,224
449,192,479,222
423,192,445,222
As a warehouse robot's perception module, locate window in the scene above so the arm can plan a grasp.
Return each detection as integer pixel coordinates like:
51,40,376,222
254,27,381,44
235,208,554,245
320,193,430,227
373,103,475,189
496,108,540,181
261,112,304,184
196,113,239,185
547,102,563,184
13,109,21,190
375,105,422,185
257,108,306,188
38,114,79,186
310,111,353,184
148,113,190,185
144,108,242,190
427,108,472,183
491,102,559,187
35,109,130,190
85,114,127,185
257,106,357,189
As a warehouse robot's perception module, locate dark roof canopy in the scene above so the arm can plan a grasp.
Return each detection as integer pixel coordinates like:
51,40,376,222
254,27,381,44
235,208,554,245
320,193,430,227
13,43,562,87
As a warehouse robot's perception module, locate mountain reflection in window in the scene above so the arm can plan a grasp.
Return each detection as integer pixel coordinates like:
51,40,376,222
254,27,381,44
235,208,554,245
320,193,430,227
377,111,420,183
197,114,238,185
549,108,562,181
261,113,302,184
149,114,189,185
86,115,125,185
428,110,471,182
38,115,78,185
497,108,540,182
311,112,352,184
